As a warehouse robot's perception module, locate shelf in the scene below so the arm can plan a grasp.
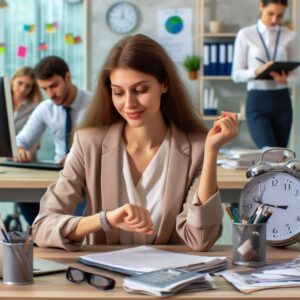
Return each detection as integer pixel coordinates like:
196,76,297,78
200,33,236,38
201,76,232,80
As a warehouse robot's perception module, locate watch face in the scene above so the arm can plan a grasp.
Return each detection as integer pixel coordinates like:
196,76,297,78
106,2,138,34
239,171,300,242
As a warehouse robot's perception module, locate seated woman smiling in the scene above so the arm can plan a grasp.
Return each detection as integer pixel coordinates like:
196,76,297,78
33,34,238,251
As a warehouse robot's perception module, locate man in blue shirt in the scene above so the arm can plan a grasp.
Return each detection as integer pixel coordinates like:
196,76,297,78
16,56,92,224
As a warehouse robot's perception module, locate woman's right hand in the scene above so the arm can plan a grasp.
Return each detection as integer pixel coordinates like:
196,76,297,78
106,204,156,235
15,146,32,162
255,61,274,77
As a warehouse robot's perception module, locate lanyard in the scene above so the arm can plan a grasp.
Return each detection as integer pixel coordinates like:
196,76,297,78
256,22,281,61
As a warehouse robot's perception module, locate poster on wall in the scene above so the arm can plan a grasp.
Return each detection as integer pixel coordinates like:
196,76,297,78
156,8,192,62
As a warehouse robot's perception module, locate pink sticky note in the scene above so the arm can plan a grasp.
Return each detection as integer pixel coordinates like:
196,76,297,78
17,45,27,58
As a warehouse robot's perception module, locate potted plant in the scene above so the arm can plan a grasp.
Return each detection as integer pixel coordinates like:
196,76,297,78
183,55,201,80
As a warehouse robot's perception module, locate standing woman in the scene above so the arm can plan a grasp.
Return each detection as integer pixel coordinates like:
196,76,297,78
11,66,42,226
232,0,298,148
33,34,238,251
11,66,43,135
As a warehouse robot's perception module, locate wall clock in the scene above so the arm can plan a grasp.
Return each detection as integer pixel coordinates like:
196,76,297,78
106,2,138,34
239,148,300,247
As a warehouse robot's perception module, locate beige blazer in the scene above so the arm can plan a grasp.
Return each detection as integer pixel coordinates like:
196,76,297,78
34,122,223,251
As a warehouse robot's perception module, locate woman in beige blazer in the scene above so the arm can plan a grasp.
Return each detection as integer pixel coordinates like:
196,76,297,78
34,34,238,251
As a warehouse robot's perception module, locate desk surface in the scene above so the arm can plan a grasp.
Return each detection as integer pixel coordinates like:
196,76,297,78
1,245,299,299
0,166,247,189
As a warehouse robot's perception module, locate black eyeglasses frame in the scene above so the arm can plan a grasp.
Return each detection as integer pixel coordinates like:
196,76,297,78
66,267,115,290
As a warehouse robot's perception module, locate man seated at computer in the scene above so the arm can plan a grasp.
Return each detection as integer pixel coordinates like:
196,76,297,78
16,56,92,165
15,56,92,225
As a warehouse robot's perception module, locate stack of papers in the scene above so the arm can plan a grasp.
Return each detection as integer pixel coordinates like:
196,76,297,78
220,148,286,170
123,268,215,297
219,257,300,293
78,246,228,276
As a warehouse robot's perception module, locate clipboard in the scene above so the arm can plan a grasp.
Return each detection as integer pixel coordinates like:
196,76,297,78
255,61,300,80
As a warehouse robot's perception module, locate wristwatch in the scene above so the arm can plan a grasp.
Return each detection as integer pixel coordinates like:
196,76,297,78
99,210,112,232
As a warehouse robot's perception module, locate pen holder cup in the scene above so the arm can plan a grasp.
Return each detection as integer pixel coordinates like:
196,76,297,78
1,241,33,285
232,223,266,267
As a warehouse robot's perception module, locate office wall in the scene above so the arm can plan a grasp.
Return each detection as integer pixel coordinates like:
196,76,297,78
86,0,263,150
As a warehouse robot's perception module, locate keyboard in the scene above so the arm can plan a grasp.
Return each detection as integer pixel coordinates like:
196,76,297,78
0,160,63,171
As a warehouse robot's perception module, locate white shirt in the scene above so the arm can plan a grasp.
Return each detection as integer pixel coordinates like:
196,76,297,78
119,130,170,245
16,89,92,162
232,19,298,91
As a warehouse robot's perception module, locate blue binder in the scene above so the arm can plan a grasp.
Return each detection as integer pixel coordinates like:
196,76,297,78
218,43,226,75
203,43,211,75
226,43,234,75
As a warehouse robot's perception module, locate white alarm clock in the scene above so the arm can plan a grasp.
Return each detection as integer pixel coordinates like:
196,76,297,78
239,148,300,247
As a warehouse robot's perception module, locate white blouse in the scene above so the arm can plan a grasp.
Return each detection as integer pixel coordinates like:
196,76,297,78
232,19,298,91
119,130,170,245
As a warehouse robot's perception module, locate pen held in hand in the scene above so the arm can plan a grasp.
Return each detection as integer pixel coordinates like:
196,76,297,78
255,57,266,64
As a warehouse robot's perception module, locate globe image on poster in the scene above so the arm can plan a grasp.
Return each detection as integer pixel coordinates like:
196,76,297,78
165,15,183,34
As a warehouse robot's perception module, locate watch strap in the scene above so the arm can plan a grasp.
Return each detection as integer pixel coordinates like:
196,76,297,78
99,210,112,232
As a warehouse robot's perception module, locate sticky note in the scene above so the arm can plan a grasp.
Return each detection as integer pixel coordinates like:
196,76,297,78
38,42,48,51
74,36,82,44
65,33,74,45
17,45,27,58
0,43,5,54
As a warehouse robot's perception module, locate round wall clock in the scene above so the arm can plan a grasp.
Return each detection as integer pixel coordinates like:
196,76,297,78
106,2,138,34
239,148,300,247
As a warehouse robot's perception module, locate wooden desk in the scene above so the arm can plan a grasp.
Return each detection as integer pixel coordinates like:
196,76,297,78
1,245,300,299
0,166,58,202
0,166,247,203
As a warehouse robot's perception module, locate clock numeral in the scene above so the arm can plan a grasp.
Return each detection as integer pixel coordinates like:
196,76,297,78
295,190,299,196
284,183,291,190
296,216,300,222
273,228,278,234
285,224,291,231
272,179,279,186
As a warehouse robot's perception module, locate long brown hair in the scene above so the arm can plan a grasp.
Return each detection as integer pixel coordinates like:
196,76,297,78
11,66,42,104
79,34,207,133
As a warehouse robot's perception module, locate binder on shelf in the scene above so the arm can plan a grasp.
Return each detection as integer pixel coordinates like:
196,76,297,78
210,43,218,76
203,43,211,75
226,43,234,76
218,43,226,75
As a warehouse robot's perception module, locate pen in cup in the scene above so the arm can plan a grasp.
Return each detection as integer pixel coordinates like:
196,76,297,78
25,225,33,244
1,228,11,243
0,215,11,243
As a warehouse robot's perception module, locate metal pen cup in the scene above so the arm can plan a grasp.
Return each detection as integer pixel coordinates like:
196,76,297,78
1,241,33,285
232,223,266,267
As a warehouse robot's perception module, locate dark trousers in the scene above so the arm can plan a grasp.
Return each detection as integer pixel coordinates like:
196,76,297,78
18,203,40,225
246,88,292,148
18,200,86,225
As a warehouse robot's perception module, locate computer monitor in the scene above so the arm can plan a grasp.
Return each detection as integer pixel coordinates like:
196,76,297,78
0,76,17,158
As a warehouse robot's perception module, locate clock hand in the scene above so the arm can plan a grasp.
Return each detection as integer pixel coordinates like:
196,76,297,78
254,199,288,209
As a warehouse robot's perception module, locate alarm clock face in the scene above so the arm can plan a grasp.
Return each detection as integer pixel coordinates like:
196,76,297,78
106,2,138,34
239,171,300,242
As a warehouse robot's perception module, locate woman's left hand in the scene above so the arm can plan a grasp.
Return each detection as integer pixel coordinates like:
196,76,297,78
206,111,239,152
270,70,289,84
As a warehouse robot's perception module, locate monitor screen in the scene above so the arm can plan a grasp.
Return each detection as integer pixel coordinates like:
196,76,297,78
0,76,17,158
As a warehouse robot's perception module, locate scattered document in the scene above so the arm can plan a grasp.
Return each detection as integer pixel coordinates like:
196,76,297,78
220,148,286,170
219,257,300,293
78,246,228,276
123,268,215,297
